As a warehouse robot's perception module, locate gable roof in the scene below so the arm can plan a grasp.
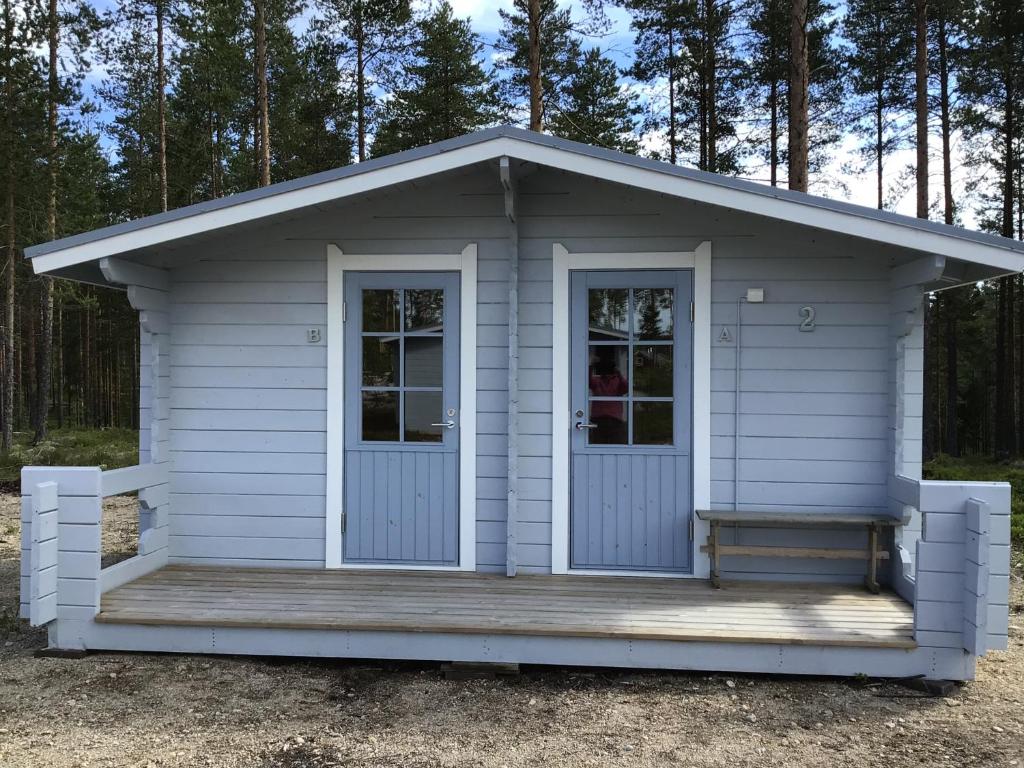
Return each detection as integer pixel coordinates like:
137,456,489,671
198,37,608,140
25,125,1024,275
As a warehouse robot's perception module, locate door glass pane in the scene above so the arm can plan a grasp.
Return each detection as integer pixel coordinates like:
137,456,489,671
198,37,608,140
588,345,629,397
405,289,444,332
363,289,401,332
404,391,443,443
588,400,628,445
633,288,674,340
634,401,673,445
588,288,629,341
633,345,673,397
362,337,399,386
404,337,443,387
362,391,399,441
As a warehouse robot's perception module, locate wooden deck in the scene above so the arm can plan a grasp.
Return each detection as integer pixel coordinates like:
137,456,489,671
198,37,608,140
96,566,916,649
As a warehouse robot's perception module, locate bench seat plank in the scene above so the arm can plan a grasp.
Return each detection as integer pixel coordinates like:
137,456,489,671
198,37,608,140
696,509,900,527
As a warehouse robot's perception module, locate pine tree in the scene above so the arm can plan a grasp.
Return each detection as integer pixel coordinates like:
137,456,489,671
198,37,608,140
747,0,843,187
547,48,640,152
623,0,687,163
319,0,412,162
371,2,497,156
167,0,248,202
100,1,164,217
959,0,1024,457
844,0,915,209
788,0,809,191
496,0,581,130
270,21,355,178
623,0,745,173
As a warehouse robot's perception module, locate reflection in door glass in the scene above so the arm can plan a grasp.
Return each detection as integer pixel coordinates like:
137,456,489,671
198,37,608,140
588,288,629,340
588,345,629,397
362,337,399,386
589,400,628,445
634,401,673,445
362,391,399,441
362,289,401,332
633,345,672,397
405,391,443,442
404,337,443,387
633,288,674,340
405,289,444,332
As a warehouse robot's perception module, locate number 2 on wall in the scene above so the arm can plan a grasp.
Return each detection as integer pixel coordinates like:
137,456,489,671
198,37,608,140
799,306,816,332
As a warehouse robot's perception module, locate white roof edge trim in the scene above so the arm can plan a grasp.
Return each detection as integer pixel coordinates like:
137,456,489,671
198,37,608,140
30,140,507,274
30,133,1024,275
519,143,1024,273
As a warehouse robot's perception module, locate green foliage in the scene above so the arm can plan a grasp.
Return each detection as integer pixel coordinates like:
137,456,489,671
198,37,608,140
495,0,582,127
924,455,1024,543
842,0,915,205
371,2,498,156
0,428,139,485
745,0,846,184
547,48,640,153
621,0,746,173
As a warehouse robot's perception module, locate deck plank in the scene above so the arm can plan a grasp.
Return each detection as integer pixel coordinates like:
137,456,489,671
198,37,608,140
97,566,916,649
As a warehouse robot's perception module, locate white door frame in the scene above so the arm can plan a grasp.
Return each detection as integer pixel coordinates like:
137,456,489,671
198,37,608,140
550,242,712,577
325,243,478,570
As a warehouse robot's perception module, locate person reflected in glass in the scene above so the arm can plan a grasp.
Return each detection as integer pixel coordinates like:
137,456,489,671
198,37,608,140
589,346,628,444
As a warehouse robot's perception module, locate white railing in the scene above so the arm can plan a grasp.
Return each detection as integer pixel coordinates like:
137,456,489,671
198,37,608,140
20,463,170,634
887,474,1011,655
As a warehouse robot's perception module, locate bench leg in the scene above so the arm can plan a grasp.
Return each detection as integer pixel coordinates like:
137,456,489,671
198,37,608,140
710,521,721,588
865,524,880,594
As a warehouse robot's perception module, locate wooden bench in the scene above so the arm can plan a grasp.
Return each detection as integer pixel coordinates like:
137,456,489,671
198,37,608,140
696,509,902,593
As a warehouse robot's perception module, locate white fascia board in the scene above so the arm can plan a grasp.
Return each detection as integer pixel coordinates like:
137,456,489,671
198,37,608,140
513,142,1024,273
30,140,509,274
31,134,1024,275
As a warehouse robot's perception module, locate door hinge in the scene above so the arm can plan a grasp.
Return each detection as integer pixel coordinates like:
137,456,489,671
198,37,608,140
690,301,695,323
688,517,694,541
340,511,347,535
342,301,347,323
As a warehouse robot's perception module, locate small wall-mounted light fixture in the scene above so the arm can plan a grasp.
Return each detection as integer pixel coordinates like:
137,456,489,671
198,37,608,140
746,288,765,303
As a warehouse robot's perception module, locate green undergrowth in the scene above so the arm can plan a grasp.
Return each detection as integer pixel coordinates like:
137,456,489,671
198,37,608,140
924,454,1024,544
0,428,138,489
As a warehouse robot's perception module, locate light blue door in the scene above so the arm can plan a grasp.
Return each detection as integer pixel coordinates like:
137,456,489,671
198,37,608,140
569,270,693,572
343,272,460,565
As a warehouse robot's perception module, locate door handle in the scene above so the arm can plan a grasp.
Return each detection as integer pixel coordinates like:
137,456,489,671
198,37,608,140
575,421,598,430
431,420,456,429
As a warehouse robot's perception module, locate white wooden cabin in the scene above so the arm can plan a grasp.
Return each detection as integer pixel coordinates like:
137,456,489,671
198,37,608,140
19,127,1020,680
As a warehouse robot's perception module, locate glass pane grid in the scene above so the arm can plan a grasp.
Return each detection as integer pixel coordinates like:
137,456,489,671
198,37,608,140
586,285,675,447
360,286,445,444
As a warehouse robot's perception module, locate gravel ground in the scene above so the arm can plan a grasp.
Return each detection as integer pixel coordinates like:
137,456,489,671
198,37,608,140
0,494,1021,768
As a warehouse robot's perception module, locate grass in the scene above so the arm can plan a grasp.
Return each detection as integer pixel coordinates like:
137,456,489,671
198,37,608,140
924,454,1024,543
0,427,139,488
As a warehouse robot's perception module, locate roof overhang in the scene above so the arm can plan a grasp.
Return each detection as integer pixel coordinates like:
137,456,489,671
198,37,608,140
25,126,1024,277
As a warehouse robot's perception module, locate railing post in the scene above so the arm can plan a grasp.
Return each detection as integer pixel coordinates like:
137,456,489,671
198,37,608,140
963,498,990,655
20,466,103,651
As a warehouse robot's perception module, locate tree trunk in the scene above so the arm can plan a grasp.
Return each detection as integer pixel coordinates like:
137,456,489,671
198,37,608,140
875,88,884,209
36,0,58,444
2,0,15,452
156,0,168,212
938,13,953,225
787,0,809,191
706,0,718,173
355,19,366,161
769,78,779,186
254,0,271,186
527,0,542,132
914,0,928,220
668,26,677,164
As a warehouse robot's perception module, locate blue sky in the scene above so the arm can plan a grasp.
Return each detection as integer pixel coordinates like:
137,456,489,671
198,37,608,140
76,0,978,224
